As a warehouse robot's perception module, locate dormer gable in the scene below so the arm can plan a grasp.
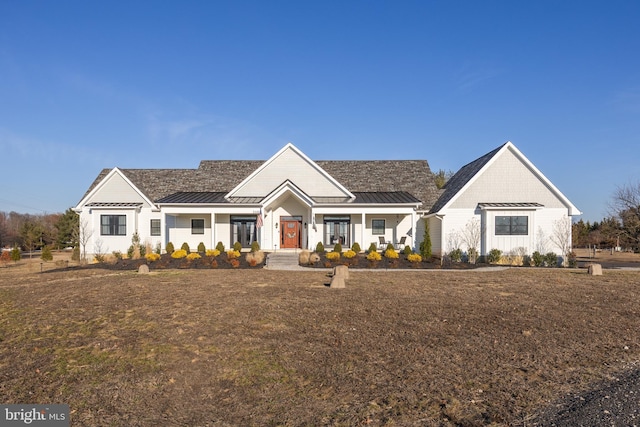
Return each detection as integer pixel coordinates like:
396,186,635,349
430,142,581,216
225,143,354,201
74,167,156,210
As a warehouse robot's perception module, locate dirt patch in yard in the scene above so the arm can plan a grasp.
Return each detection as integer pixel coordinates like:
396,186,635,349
1,263,639,426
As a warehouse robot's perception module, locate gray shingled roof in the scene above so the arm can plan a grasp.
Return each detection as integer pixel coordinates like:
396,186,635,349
155,191,421,205
428,143,506,213
81,158,440,208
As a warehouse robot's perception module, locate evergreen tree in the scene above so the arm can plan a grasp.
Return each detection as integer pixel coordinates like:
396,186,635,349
55,208,79,249
419,219,432,259
10,246,20,263
41,245,53,261
19,219,44,257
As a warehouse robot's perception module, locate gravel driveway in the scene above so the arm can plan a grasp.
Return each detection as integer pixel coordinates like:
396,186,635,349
527,367,640,426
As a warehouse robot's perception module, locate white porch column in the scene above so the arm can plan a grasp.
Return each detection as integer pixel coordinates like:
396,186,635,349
161,212,167,253
210,212,215,250
361,212,366,250
308,209,315,250
411,210,416,249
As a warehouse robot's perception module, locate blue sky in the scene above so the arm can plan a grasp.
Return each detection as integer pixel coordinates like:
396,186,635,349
1,1,639,221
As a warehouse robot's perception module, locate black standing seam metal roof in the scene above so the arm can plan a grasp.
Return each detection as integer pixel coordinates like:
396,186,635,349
478,202,544,208
155,192,228,204
351,192,421,204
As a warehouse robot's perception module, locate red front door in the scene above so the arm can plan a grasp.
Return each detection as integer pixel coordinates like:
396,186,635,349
281,220,301,248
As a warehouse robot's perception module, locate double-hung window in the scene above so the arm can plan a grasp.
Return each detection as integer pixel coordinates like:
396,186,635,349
101,215,126,236
191,219,205,235
371,219,385,235
150,219,161,236
495,216,528,235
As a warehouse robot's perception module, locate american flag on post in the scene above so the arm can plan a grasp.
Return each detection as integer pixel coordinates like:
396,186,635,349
256,210,263,228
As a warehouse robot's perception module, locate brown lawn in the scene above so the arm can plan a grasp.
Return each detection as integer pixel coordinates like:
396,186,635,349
1,256,639,426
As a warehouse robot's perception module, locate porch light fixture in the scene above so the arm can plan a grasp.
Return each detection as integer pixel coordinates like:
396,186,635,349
304,222,307,229
275,222,278,229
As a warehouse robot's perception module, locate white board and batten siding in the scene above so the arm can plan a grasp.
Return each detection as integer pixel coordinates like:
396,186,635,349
449,148,567,210
229,145,351,199
428,143,580,258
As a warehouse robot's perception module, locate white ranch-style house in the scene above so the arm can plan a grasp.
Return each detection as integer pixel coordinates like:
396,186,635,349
75,142,580,260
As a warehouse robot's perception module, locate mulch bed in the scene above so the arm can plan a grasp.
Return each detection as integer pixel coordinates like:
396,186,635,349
63,252,484,271
86,253,266,270
303,253,483,269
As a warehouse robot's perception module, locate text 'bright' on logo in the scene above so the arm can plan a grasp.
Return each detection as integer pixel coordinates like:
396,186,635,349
1,405,69,426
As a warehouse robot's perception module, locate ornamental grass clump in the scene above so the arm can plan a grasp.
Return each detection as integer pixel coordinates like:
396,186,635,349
343,250,356,259
186,253,201,261
145,253,161,262
206,249,220,257
299,250,310,264
171,249,187,259
227,250,241,259
246,250,265,266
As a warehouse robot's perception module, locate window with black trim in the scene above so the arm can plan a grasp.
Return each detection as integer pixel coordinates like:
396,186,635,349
372,219,385,235
495,216,528,235
101,215,126,236
150,219,161,236
191,219,205,235
231,216,257,248
324,216,350,246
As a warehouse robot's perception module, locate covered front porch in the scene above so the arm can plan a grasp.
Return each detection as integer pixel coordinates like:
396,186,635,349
160,208,418,253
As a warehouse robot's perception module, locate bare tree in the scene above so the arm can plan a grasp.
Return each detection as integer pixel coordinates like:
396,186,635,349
460,218,482,263
434,169,456,189
549,218,572,267
445,231,462,253
535,227,549,254
77,217,93,263
610,181,640,251
93,239,106,262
